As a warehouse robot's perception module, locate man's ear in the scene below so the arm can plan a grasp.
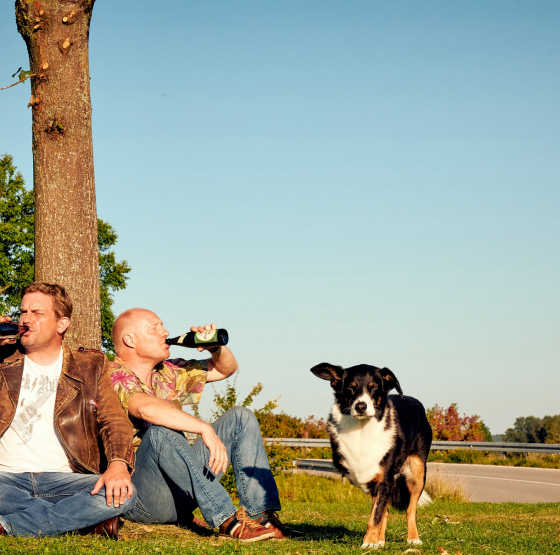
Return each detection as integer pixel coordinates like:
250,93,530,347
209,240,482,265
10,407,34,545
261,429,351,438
58,317,70,335
379,367,403,397
310,363,344,390
122,333,136,349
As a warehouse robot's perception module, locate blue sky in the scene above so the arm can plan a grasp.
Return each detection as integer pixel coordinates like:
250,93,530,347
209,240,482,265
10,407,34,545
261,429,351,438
1,1,559,434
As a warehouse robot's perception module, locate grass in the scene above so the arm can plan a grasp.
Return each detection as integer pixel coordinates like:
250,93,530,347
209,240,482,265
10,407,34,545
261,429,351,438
0,474,558,554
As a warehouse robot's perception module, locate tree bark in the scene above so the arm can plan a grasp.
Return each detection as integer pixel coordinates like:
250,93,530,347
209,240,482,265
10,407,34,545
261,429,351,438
15,0,100,349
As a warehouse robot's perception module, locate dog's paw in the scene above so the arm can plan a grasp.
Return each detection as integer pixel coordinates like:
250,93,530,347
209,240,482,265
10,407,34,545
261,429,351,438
361,541,385,549
407,539,422,546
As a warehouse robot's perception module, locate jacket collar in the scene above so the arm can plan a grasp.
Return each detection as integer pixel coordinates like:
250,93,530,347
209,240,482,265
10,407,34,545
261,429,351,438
2,341,83,383
61,342,84,383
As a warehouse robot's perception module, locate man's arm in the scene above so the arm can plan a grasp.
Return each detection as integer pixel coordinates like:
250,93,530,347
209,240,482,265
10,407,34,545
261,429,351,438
94,365,135,507
206,345,238,382
128,393,228,474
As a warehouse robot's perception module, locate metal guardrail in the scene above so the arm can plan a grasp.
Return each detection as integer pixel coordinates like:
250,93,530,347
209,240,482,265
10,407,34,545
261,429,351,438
264,438,560,454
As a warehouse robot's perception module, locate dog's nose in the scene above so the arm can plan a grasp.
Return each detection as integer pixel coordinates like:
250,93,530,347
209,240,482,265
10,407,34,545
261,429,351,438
355,401,367,414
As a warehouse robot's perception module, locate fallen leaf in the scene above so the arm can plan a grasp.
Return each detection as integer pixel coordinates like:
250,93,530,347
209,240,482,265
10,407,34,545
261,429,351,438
403,549,422,554
141,525,153,532
432,515,460,525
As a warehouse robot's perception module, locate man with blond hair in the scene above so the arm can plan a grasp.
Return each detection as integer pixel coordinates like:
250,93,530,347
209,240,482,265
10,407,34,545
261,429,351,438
0,282,136,537
108,308,304,542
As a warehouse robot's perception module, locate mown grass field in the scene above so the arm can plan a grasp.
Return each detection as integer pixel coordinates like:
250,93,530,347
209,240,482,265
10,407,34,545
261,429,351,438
0,474,558,554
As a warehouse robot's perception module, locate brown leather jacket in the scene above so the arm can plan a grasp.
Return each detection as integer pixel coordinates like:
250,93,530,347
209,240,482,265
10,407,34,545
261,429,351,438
0,342,135,474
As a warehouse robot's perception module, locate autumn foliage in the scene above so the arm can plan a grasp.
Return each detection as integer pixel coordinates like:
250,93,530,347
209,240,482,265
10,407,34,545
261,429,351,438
427,403,486,442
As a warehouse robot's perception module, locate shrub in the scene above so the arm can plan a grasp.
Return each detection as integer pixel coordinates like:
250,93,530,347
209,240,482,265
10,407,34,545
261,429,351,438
426,403,486,442
257,411,328,439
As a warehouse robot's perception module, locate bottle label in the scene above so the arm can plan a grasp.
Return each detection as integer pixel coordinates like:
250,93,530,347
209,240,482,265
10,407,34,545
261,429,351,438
177,333,189,345
195,329,218,344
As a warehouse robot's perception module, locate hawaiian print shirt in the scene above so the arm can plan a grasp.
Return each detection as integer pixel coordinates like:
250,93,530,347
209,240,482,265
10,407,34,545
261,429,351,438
108,356,208,450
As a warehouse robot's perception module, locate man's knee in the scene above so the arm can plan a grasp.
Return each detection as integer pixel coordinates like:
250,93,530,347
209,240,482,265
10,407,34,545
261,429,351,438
141,425,193,457
118,486,138,515
226,406,259,428
144,424,185,444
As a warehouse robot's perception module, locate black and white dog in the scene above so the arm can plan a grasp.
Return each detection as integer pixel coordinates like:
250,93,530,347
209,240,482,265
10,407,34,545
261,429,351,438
311,363,432,550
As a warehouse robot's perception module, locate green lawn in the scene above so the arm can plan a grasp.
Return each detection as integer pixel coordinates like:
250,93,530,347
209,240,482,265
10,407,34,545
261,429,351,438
1,474,559,554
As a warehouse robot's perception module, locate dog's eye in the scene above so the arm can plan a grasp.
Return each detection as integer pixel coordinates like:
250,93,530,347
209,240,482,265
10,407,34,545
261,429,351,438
368,382,377,390
348,382,357,390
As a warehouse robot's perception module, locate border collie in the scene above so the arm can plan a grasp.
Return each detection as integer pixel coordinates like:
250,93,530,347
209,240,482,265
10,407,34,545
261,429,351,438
311,363,432,549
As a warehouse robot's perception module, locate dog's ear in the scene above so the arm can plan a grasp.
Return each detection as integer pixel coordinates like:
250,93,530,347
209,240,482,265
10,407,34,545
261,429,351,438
379,367,403,397
310,363,344,390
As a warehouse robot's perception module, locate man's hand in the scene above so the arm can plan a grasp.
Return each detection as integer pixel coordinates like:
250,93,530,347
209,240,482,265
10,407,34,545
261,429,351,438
0,316,17,347
201,422,228,475
190,323,219,352
91,460,134,507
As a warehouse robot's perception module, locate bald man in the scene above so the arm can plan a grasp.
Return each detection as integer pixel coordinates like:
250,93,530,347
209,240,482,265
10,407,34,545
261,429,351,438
108,309,303,542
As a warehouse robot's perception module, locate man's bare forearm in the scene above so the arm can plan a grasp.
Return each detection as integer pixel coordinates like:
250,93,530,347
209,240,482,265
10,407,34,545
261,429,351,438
207,346,238,382
128,393,209,434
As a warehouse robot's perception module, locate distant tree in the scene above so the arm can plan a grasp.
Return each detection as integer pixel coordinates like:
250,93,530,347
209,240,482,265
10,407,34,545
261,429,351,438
0,154,34,314
504,415,560,444
479,421,493,442
426,403,486,442
0,154,130,353
98,220,131,353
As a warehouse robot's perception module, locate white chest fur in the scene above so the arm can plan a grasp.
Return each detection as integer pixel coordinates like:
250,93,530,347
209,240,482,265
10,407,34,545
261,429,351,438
330,403,396,493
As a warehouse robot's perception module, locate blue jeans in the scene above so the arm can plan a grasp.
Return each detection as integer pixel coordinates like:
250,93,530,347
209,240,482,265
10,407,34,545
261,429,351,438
125,406,281,529
0,471,137,537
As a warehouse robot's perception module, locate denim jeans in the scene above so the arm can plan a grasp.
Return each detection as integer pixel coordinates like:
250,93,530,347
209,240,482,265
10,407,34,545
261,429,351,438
124,406,281,529
0,471,137,537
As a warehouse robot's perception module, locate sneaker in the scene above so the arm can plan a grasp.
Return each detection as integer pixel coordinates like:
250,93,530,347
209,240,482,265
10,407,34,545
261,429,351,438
256,511,305,540
218,507,275,542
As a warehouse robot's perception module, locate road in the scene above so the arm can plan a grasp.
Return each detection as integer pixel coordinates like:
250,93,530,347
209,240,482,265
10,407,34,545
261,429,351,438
294,459,560,503
427,462,560,503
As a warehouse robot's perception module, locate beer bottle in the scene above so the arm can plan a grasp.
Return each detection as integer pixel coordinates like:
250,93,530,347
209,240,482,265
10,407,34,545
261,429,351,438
0,322,24,339
165,328,229,349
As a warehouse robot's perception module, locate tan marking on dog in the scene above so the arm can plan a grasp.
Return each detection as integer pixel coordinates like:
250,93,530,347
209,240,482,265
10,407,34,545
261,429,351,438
404,455,425,543
379,507,389,543
362,495,382,547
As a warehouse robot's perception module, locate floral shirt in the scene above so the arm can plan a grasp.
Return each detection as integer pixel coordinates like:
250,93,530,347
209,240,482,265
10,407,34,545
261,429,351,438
108,356,208,450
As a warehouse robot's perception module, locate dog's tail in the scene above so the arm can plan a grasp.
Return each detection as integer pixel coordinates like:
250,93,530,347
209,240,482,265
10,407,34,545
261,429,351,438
390,475,433,511
418,489,432,507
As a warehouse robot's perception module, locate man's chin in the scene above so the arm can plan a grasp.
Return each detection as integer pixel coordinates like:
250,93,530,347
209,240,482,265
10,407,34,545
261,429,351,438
20,335,33,346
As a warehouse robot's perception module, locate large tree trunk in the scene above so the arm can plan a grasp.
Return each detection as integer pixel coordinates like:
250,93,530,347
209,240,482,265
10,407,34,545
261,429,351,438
15,0,100,349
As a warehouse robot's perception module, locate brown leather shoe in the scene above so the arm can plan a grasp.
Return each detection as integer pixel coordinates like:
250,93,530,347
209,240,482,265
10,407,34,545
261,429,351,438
92,516,120,540
0,523,7,536
256,511,305,540
218,507,275,542
182,513,212,535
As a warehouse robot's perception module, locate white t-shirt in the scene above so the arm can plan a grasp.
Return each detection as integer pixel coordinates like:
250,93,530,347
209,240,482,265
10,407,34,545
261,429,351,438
0,349,73,473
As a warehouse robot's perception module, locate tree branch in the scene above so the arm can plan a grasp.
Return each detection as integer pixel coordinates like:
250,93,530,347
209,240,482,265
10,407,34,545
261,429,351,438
1,73,36,91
